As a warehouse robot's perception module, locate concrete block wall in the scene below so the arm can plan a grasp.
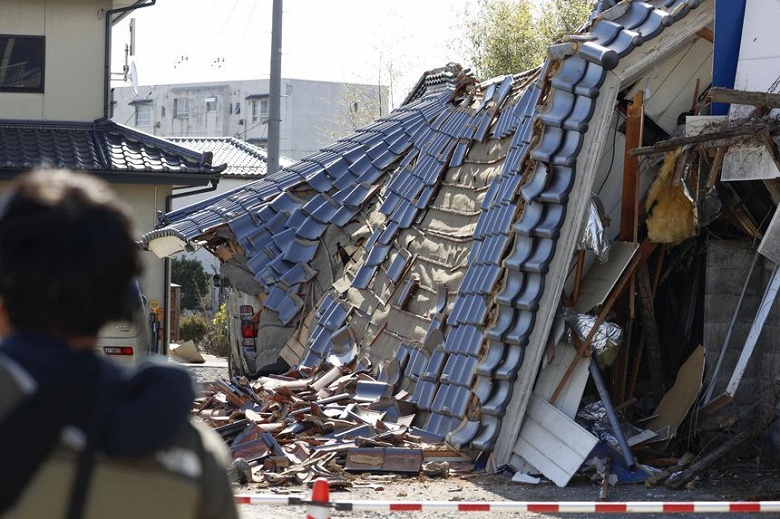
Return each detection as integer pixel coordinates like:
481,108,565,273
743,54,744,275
704,240,780,456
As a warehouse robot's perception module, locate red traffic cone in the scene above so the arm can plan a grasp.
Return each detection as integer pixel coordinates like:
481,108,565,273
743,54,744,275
306,477,330,519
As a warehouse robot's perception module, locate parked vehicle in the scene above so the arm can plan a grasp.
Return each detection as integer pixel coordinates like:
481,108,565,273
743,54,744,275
95,282,152,365
225,287,261,378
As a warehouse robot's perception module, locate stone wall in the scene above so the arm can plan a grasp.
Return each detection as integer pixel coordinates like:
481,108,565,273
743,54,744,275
704,240,780,455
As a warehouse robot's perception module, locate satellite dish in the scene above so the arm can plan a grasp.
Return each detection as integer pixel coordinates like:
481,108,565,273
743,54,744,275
129,61,139,95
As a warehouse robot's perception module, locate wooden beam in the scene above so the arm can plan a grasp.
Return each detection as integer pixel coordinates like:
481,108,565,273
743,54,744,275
631,120,780,156
665,429,753,489
710,87,780,110
620,91,644,241
697,27,714,43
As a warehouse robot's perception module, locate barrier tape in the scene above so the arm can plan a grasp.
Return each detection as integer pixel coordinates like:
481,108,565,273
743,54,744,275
234,496,780,514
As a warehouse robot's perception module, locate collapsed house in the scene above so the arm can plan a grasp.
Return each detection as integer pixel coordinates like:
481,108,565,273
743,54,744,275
142,0,780,487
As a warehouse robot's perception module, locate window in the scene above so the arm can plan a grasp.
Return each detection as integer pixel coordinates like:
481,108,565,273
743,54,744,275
234,102,240,114
173,97,189,118
0,35,44,92
135,104,152,126
205,96,217,113
251,98,268,123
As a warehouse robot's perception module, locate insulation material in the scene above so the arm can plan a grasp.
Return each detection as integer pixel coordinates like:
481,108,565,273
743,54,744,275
563,309,623,369
645,148,698,244
576,193,611,263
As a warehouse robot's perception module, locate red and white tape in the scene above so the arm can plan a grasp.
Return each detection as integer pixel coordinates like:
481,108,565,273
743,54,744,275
234,496,780,514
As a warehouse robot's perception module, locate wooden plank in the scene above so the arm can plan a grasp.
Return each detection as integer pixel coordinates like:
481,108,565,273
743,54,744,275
548,239,655,407
710,87,780,109
533,342,591,419
512,392,598,487
574,241,639,314
758,208,780,267
619,91,644,241
632,120,780,156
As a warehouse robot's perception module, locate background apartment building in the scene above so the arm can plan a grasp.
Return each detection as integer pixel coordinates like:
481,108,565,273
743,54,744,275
112,78,388,160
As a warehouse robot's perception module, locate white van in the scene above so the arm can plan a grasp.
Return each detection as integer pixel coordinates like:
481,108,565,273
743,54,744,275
96,283,152,365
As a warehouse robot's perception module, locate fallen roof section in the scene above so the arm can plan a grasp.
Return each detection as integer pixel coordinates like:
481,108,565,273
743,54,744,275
143,0,728,477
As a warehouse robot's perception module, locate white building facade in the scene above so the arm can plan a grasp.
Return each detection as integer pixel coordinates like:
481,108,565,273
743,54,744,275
112,78,388,160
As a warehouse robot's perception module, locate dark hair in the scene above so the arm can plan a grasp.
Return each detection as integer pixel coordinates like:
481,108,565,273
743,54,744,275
0,169,142,336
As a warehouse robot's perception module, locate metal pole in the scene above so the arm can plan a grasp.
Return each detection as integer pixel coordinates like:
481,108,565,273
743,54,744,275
588,361,636,471
267,0,282,176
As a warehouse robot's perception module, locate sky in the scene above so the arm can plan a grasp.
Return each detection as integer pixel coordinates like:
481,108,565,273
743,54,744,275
110,0,482,108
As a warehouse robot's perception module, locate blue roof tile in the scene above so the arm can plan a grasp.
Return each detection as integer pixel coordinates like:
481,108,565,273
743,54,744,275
138,3,709,456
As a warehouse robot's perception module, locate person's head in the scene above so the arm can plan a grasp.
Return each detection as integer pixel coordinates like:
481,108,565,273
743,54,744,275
0,169,141,339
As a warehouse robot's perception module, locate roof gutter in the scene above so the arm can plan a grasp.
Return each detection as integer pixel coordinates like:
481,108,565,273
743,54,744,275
104,0,157,119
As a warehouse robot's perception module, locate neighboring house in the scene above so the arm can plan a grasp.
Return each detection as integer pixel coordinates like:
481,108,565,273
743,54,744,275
0,0,225,353
112,79,389,160
143,0,780,483
164,136,294,276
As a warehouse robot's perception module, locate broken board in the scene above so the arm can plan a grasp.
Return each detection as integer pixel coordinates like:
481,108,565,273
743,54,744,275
647,345,705,449
574,241,639,314
533,342,591,419
510,392,598,487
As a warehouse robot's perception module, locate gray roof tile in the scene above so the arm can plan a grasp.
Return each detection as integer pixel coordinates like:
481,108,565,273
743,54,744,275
139,2,707,454
0,119,224,178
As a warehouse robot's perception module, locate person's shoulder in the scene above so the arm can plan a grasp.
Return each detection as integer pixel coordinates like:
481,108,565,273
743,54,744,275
164,414,232,469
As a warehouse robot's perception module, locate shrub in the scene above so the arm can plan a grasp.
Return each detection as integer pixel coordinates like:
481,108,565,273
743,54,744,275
172,256,209,310
202,303,229,357
179,313,209,344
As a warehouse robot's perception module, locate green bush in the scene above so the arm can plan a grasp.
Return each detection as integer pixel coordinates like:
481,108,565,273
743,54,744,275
202,303,229,357
179,313,209,343
172,256,209,310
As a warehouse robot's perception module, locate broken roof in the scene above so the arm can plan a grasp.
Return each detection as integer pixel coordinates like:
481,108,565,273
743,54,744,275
142,0,714,470
168,137,294,179
0,118,225,183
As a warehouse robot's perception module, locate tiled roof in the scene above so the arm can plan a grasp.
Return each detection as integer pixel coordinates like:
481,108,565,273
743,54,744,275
0,119,225,181
142,0,705,457
168,137,294,179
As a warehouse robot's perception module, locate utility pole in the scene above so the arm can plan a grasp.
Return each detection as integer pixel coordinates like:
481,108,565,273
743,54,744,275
267,0,282,176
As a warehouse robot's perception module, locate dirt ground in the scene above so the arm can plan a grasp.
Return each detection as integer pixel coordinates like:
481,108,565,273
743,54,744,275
183,360,780,519
232,464,780,519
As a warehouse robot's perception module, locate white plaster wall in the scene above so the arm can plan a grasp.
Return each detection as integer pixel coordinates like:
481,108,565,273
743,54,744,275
111,78,388,160
113,182,171,309
722,0,780,181
730,0,780,116
0,0,110,121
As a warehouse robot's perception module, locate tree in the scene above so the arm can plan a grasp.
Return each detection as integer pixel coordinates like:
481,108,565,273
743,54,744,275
464,0,594,79
326,82,387,142
172,256,209,310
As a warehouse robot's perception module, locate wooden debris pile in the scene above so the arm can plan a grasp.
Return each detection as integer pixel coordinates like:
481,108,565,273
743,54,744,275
193,362,475,487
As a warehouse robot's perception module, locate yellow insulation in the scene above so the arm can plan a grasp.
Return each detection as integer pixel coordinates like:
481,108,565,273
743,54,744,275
645,148,698,244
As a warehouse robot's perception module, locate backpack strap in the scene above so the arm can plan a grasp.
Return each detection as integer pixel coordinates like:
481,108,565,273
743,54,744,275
0,354,100,516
